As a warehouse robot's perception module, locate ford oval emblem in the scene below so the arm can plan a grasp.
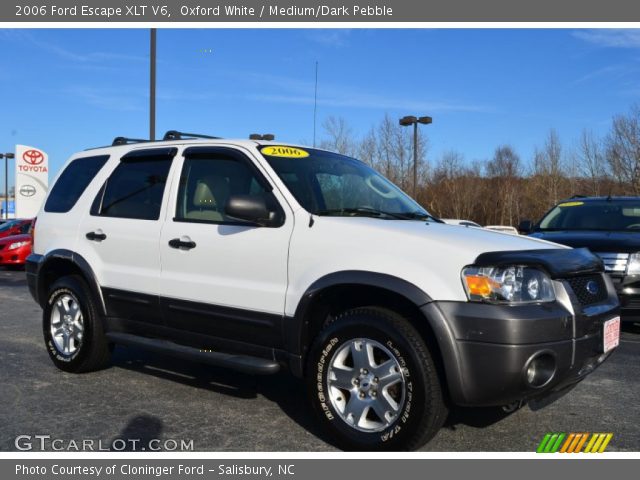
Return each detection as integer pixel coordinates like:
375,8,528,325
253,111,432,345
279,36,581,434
586,280,599,295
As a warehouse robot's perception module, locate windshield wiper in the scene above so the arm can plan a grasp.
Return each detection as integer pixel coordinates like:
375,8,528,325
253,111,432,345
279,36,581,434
391,211,442,222
316,207,406,219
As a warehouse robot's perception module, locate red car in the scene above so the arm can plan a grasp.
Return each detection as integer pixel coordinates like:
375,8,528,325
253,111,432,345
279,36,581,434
0,219,32,239
0,233,32,268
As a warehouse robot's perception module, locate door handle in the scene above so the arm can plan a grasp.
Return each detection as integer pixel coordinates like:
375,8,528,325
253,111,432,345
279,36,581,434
86,230,107,241
168,238,197,250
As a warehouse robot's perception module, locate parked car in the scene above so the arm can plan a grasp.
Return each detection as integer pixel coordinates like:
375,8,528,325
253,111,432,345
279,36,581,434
441,218,482,228
0,233,32,269
0,218,32,239
26,132,620,450
485,225,519,235
520,196,640,323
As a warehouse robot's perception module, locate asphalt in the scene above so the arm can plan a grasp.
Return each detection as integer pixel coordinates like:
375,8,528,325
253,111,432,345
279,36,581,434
1,266,638,452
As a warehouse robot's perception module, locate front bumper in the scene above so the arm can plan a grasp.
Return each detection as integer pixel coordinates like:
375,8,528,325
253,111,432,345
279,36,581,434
610,273,640,323
423,273,620,407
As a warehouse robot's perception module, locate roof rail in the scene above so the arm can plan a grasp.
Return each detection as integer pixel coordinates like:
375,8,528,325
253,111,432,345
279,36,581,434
163,130,220,141
249,133,275,141
112,136,149,146
570,194,586,199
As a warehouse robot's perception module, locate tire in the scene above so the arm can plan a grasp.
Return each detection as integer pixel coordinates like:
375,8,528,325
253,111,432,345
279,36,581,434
42,275,111,373
306,307,448,451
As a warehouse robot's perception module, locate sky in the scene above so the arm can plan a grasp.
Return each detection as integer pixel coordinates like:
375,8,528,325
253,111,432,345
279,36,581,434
1,28,640,190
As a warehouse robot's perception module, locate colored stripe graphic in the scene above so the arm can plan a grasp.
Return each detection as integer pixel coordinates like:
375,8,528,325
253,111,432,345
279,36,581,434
537,433,613,453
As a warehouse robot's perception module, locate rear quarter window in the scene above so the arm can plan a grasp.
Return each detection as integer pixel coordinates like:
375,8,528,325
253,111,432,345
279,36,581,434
44,155,110,213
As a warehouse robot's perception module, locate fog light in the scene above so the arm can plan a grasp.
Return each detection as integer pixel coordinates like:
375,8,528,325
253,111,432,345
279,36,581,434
524,353,556,388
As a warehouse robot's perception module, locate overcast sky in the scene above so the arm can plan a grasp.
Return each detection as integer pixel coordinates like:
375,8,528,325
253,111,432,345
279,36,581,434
1,28,639,187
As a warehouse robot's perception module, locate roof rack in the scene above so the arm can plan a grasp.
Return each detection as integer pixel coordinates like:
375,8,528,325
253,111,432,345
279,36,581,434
570,194,587,199
112,136,149,146
163,130,221,141
249,133,275,141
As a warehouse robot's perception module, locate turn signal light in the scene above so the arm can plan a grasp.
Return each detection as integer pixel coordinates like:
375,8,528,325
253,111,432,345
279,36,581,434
464,275,495,297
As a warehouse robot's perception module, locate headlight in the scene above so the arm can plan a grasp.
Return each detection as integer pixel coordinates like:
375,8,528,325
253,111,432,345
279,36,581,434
7,241,28,250
462,265,555,304
627,253,640,275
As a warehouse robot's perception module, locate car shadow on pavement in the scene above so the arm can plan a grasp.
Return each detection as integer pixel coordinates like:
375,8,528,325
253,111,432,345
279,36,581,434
110,414,164,451
0,267,27,286
444,406,514,430
110,345,337,447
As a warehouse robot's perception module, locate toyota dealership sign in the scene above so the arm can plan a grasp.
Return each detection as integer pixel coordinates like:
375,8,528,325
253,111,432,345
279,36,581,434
15,145,48,218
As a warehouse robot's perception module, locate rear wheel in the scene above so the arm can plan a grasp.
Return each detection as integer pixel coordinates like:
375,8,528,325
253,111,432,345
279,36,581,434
43,275,111,372
306,307,447,450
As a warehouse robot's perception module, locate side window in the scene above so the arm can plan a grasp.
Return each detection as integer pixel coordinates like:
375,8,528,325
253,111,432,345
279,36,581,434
44,155,109,213
175,152,273,224
93,153,174,221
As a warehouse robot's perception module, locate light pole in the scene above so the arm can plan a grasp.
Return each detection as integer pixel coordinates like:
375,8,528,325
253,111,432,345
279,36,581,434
150,28,157,141
0,152,15,219
399,115,432,198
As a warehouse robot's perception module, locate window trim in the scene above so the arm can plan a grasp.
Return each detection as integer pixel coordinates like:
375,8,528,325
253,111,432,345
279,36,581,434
173,146,286,228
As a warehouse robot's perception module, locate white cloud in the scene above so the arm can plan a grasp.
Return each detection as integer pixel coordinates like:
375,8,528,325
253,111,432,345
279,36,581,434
305,29,352,47
573,29,640,49
64,86,145,112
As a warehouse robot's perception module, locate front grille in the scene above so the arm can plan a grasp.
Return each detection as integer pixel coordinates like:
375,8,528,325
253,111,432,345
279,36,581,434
595,252,629,274
566,275,609,306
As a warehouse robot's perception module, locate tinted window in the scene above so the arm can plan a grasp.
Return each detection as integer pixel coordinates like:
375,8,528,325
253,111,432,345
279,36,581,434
176,153,272,224
44,155,109,213
538,200,640,231
94,156,173,220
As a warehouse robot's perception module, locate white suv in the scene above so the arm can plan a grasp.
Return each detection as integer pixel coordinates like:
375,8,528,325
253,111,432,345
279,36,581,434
26,131,620,450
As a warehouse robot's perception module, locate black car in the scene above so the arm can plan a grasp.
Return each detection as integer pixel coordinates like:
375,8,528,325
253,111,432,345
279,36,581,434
520,196,640,323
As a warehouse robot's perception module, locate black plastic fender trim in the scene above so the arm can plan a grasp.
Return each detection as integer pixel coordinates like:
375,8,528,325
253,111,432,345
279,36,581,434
33,249,107,315
287,270,433,374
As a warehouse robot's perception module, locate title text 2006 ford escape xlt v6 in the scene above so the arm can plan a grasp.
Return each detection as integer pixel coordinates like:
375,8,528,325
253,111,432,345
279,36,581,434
26,131,620,450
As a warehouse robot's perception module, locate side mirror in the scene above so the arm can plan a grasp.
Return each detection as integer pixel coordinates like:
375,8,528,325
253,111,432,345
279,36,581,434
225,194,279,227
518,220,533,234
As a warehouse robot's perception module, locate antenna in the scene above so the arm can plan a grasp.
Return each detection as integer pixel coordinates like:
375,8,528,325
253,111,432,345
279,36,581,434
313,61,318,148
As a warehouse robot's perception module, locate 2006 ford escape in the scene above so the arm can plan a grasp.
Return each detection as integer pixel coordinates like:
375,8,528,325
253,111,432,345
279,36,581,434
26,131,620,450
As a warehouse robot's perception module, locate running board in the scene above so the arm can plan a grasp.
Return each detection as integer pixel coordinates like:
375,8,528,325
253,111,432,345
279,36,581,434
106,332,280,375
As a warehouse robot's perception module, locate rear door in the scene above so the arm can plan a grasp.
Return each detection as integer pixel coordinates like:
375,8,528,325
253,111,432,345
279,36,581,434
158,146,294,349
75,147,178,328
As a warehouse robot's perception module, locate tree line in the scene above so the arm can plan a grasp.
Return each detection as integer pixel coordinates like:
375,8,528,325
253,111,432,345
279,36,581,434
317,104,640,226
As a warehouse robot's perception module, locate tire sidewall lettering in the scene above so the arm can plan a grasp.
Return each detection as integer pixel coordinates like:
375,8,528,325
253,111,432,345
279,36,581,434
314,332,417,443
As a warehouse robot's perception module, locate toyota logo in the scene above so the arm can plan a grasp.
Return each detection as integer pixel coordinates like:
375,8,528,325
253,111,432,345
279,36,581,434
22,149,44,165
19,184,36,197
586,280,599,295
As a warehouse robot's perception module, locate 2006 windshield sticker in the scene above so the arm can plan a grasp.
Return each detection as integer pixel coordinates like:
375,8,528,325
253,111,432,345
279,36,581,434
261,146,310,158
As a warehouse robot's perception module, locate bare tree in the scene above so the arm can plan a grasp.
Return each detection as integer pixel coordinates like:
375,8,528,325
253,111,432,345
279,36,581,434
486,145,521,225
576,129,608,195
319,116,356,156
533,129,565,205
606,104,640,194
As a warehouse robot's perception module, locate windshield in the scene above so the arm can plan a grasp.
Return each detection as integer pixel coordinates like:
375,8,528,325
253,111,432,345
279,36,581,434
538,200,640,231
0,220,19,233
260,146,433,220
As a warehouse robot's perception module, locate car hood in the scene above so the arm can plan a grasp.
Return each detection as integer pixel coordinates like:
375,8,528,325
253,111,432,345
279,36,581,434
529,230,640,253
0,234,31,245
290,216,576,302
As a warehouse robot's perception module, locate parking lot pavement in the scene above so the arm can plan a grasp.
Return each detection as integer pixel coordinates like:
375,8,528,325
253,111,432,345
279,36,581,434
1,267,638,452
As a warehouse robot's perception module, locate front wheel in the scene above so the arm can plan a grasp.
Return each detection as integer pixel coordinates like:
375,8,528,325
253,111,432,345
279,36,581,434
306,307,447,451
